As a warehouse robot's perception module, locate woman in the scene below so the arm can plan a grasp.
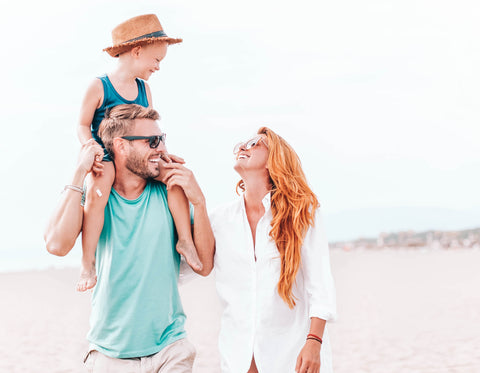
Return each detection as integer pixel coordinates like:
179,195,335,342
208,127,336,373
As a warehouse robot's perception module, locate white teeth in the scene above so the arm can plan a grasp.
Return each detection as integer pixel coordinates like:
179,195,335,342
149,158,161,163
238,155,248,159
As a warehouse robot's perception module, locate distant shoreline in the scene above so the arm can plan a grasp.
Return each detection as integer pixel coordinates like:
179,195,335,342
331,226,480,251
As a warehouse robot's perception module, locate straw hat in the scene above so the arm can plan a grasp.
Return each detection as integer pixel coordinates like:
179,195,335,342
103,14,182,57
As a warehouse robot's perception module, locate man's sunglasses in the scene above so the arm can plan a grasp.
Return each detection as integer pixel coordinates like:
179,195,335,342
121,134,166,149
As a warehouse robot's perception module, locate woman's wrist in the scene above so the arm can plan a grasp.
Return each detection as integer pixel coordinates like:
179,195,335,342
307,333,323,344
306,335,323,346
306,338,322,346
307,317,326,345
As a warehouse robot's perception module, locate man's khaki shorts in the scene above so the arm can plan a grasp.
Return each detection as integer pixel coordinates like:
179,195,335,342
84,338,196,373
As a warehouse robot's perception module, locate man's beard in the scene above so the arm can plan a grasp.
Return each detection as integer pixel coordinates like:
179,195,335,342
125,150,160,179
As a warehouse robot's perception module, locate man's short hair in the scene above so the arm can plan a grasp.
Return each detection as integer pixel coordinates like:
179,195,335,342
99,104,160,159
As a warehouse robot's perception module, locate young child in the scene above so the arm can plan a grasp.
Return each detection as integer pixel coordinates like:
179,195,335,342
77,14,202,292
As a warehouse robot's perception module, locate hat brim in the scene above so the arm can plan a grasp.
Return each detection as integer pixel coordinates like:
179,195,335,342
103,37,183,57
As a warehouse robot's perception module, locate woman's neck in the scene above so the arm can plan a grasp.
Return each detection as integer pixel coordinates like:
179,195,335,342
243,175,271,209
242,176,271,251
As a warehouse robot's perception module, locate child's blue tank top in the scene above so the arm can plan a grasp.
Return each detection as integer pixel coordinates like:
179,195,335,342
91,75,149,160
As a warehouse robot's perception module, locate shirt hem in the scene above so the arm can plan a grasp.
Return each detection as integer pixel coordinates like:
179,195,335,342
309,309,337,322
88,331,187,359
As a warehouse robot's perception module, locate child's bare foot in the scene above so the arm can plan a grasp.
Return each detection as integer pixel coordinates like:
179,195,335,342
177,239,203,271
76,264,97,292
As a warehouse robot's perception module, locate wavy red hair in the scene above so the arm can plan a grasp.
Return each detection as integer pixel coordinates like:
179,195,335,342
237,127,319,308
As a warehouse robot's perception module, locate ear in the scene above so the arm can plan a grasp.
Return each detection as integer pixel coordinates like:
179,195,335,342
130,46,142,58
112,138,129,158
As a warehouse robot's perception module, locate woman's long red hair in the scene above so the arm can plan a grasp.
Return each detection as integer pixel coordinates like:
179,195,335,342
237,127,319,308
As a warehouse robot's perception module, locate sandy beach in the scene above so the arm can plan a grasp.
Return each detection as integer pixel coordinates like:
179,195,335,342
1,249,479,373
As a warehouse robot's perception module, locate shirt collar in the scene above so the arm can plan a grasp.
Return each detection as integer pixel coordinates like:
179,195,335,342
240,192,272,212
261,192,271,211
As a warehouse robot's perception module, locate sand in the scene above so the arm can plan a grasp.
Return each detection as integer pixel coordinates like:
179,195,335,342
1,249,479,373
330,249,480,373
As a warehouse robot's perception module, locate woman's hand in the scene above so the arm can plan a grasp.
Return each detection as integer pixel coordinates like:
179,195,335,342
295,339,321,373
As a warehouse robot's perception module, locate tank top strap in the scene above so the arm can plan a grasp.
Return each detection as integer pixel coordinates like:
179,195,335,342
97,74,116,109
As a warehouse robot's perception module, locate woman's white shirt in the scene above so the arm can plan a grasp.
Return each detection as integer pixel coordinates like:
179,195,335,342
209,193,336,373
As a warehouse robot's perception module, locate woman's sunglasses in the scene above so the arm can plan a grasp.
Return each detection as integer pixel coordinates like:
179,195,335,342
233,135,266,154
121,134,166,149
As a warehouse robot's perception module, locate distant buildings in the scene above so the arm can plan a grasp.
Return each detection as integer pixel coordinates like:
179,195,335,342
330,227,480,250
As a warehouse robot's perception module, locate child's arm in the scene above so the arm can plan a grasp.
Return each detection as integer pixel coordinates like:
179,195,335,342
145,82,153,107
77,79,104,145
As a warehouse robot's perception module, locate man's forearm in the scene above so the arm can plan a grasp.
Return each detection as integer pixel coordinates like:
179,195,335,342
158,161,215,275
44,167,86,256
192,200,215,276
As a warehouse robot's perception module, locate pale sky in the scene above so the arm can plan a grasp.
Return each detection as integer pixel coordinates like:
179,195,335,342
1,0,479,269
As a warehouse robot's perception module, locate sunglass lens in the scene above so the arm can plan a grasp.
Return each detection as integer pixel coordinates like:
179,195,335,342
246,137,261,150
233,143,242,154
149,136,161,148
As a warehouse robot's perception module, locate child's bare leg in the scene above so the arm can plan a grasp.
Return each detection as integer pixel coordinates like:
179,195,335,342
168,185,203,271
78,161,115,292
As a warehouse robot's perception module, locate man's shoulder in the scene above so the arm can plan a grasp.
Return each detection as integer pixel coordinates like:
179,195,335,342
144,180,168,199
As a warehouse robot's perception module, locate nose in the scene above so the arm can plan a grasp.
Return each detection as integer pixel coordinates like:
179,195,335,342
154,63,160,71
155,142,167,153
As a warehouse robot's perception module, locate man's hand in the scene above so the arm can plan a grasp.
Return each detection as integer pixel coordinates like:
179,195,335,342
161,162,205,206
295,340,321,373
78,139,105,177
156,153,185,184
160,153,185,164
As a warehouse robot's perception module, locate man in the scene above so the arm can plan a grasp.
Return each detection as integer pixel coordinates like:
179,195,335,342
44,104,214,372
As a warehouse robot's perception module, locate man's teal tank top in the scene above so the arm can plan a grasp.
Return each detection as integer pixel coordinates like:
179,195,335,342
91,75,149,160
87,181,187,358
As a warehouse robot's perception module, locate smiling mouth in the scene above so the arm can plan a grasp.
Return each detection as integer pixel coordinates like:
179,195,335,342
238,154,249,159
149,157,161,163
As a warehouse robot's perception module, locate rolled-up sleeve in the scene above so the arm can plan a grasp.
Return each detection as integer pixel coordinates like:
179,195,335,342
302,208,337,321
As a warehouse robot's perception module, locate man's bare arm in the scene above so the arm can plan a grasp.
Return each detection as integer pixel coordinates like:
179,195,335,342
161,162,215,276
44,140,104,256
190,193,215,276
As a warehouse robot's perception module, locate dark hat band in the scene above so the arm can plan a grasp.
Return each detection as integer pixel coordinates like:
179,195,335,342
124,30,168,43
